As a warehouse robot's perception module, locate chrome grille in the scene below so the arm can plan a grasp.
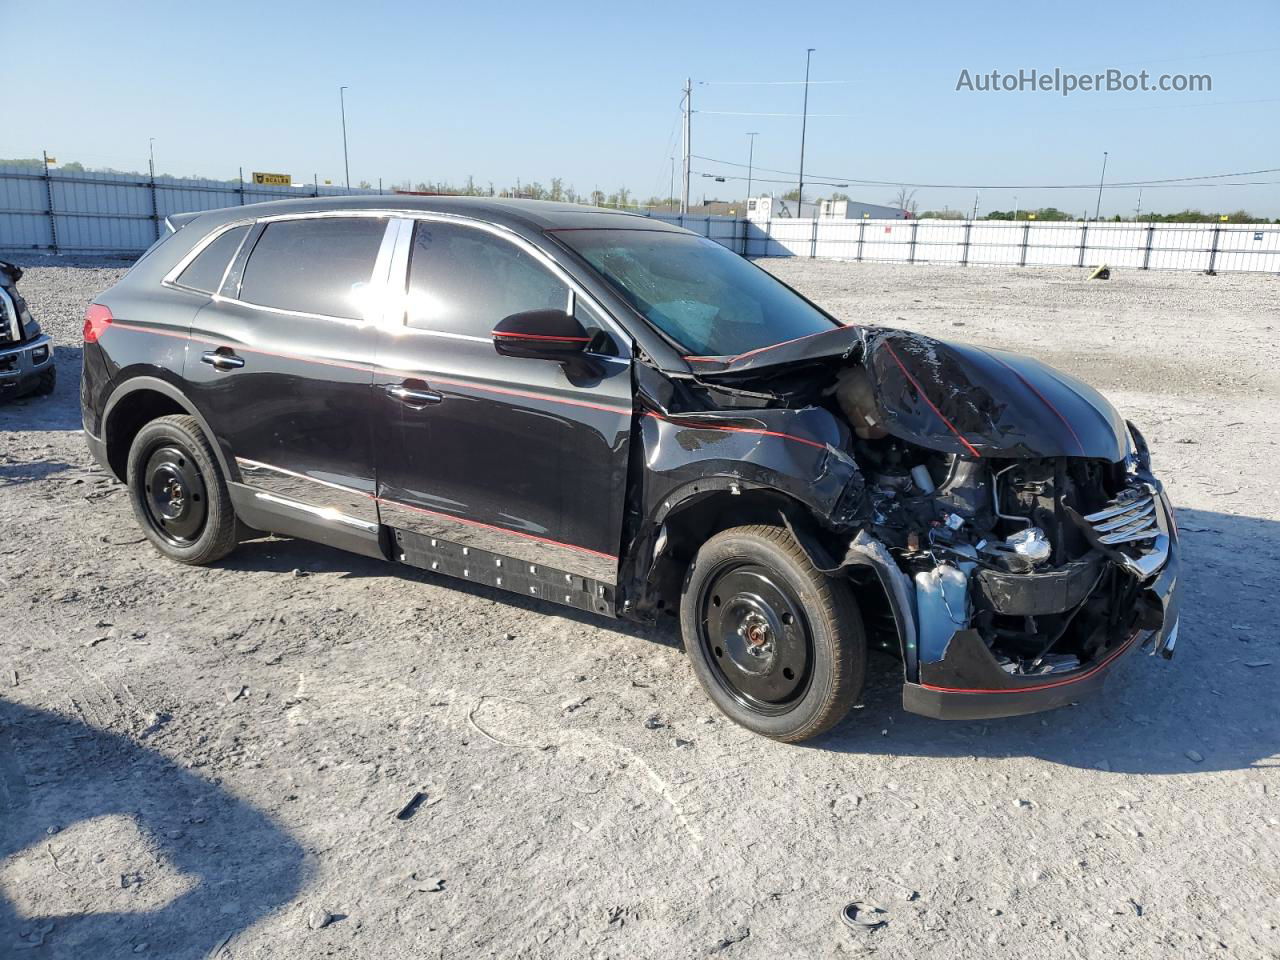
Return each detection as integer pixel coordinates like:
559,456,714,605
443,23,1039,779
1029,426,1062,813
1084,487,1159,545
0,286,16,345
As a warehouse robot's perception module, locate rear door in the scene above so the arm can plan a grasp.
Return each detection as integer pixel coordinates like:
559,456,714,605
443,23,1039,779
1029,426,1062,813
184,214,395,557
372,218,633,612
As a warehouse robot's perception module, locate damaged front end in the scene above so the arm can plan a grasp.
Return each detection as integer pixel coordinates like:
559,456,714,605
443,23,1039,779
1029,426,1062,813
646,324,1180,721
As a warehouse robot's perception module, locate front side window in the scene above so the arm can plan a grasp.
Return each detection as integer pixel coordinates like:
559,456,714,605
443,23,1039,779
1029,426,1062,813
238,217,387,320
176,225,249,293
405,221,568,337
555,229,837,357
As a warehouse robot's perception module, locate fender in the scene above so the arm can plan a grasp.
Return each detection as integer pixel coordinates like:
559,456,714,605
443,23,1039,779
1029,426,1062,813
100,375,238,483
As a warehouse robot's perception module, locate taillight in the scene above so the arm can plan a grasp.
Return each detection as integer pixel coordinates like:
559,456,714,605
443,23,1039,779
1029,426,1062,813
83,304,113,343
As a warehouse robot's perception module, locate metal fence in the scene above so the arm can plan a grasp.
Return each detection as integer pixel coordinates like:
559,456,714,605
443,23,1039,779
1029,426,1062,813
742,217,1280,273
0,164,382,255
2,163,1276,272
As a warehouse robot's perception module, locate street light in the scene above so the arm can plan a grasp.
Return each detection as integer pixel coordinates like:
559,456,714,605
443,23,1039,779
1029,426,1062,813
339,85,351,191
148,138,155,180
745,132,759,204
1094,150,1108,220
797,48,815,218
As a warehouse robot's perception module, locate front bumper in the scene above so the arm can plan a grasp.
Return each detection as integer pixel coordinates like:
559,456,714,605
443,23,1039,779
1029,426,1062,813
902,493,1181,721
0,333,53,396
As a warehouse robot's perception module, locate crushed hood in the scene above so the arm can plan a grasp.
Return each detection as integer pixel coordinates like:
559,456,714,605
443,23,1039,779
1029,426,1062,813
691,326,1129,461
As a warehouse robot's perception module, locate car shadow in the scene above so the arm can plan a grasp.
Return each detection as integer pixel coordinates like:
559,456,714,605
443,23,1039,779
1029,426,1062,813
0,699,309,958
813,506,1280,775
219,534,684,650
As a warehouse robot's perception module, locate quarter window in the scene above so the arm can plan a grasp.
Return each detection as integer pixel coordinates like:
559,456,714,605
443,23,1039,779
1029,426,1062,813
238,217,388,320
405,221,568,336
176,225,249,294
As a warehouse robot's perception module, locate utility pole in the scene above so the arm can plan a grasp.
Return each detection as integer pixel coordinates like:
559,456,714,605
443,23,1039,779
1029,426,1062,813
148,138,156,179
1094,150,1108,220
681,78,692,214
797,48,815,218
971,191,980,220
746,132,758,205
1135,188,1143,221
339,85,351,191
1013,195,1018,220
669,156,675,210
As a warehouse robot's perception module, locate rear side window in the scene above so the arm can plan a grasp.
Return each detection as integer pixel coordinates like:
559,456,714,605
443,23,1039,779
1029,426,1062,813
238,217,387,320
405,221,568,336
176,225,249,293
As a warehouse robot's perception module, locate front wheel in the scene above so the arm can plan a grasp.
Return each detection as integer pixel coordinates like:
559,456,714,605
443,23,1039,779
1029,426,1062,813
126,414,238,565
679,524,867,743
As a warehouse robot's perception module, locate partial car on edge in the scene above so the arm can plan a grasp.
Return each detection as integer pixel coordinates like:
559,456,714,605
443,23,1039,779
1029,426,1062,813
80,197,1180,742
0,260,55,400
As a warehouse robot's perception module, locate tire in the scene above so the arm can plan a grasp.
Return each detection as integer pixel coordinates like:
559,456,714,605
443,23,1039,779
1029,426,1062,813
125,414,238,565
29,364,56,396
679,524,867,743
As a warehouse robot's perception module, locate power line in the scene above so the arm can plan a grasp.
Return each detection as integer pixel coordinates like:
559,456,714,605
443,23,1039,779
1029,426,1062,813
691,154,1280,189
692,170,1280,190
697,79,855,86
697,110,858,118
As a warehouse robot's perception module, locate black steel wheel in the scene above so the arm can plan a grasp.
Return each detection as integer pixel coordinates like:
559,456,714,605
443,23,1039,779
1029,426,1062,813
697,561,813,715
140,444,208,546
126,415,238,565
680,524,866,742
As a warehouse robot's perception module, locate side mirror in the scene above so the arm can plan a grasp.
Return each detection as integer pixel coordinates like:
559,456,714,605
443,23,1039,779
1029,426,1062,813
492,309,590,360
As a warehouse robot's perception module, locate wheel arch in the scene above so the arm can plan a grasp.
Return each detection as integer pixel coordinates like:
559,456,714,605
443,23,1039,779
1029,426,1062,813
102,377,234,484
623,478,850,618
623,478,911,672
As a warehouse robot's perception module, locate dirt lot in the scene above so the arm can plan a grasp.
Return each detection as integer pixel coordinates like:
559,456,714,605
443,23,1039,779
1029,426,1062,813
1,257,1278,959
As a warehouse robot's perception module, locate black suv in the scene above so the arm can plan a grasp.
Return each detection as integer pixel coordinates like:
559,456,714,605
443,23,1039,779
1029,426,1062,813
82,197,1179,742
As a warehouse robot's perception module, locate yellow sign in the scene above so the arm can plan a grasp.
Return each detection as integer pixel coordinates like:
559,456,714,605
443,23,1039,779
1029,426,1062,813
1028,213,1036,220
1219,214,1229,222
45,156,57,164
252,172,292,186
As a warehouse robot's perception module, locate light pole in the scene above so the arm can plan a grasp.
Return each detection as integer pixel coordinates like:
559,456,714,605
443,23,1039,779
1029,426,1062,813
1094,150,1108,220
745,132,759,205
797,48,815,218
339,85,351,191
1013,194,1018,220
148,138,155,179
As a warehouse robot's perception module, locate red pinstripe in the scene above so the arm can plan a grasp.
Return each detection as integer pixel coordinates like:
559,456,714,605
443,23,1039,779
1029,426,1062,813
644,411,827,451
880,339,983,459
920,629,1142,695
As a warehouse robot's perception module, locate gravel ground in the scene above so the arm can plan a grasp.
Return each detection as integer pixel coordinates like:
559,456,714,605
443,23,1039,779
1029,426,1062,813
1,257,1278,959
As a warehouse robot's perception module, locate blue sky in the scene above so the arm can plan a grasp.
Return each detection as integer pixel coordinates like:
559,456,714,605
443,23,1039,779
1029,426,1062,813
6,0,1279,216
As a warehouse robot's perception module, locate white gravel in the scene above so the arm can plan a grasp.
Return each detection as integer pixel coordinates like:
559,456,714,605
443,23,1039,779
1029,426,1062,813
1,257,1278,959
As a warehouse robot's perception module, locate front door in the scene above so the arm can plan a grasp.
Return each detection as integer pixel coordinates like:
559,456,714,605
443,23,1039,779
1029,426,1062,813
184,214,394,556
373,218,632,611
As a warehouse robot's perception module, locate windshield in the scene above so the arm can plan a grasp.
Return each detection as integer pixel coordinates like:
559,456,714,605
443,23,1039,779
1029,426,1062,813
555,229,837,358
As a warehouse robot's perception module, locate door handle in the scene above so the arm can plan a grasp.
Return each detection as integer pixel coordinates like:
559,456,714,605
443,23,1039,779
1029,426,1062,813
386,383,443,406
200,350,245,371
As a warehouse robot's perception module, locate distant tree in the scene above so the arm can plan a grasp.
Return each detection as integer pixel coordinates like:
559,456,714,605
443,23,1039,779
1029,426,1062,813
920,209,964,219
548,178,565,202
890,186,919,216
590,189,606,207
357,179,372,189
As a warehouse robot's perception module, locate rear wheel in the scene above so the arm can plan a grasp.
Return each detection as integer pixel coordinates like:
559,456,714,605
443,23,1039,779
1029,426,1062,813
679,524,867,742
126,414,238,565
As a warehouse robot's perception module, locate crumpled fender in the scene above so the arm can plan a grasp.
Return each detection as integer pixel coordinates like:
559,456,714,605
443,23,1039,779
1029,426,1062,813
640,405,864,529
